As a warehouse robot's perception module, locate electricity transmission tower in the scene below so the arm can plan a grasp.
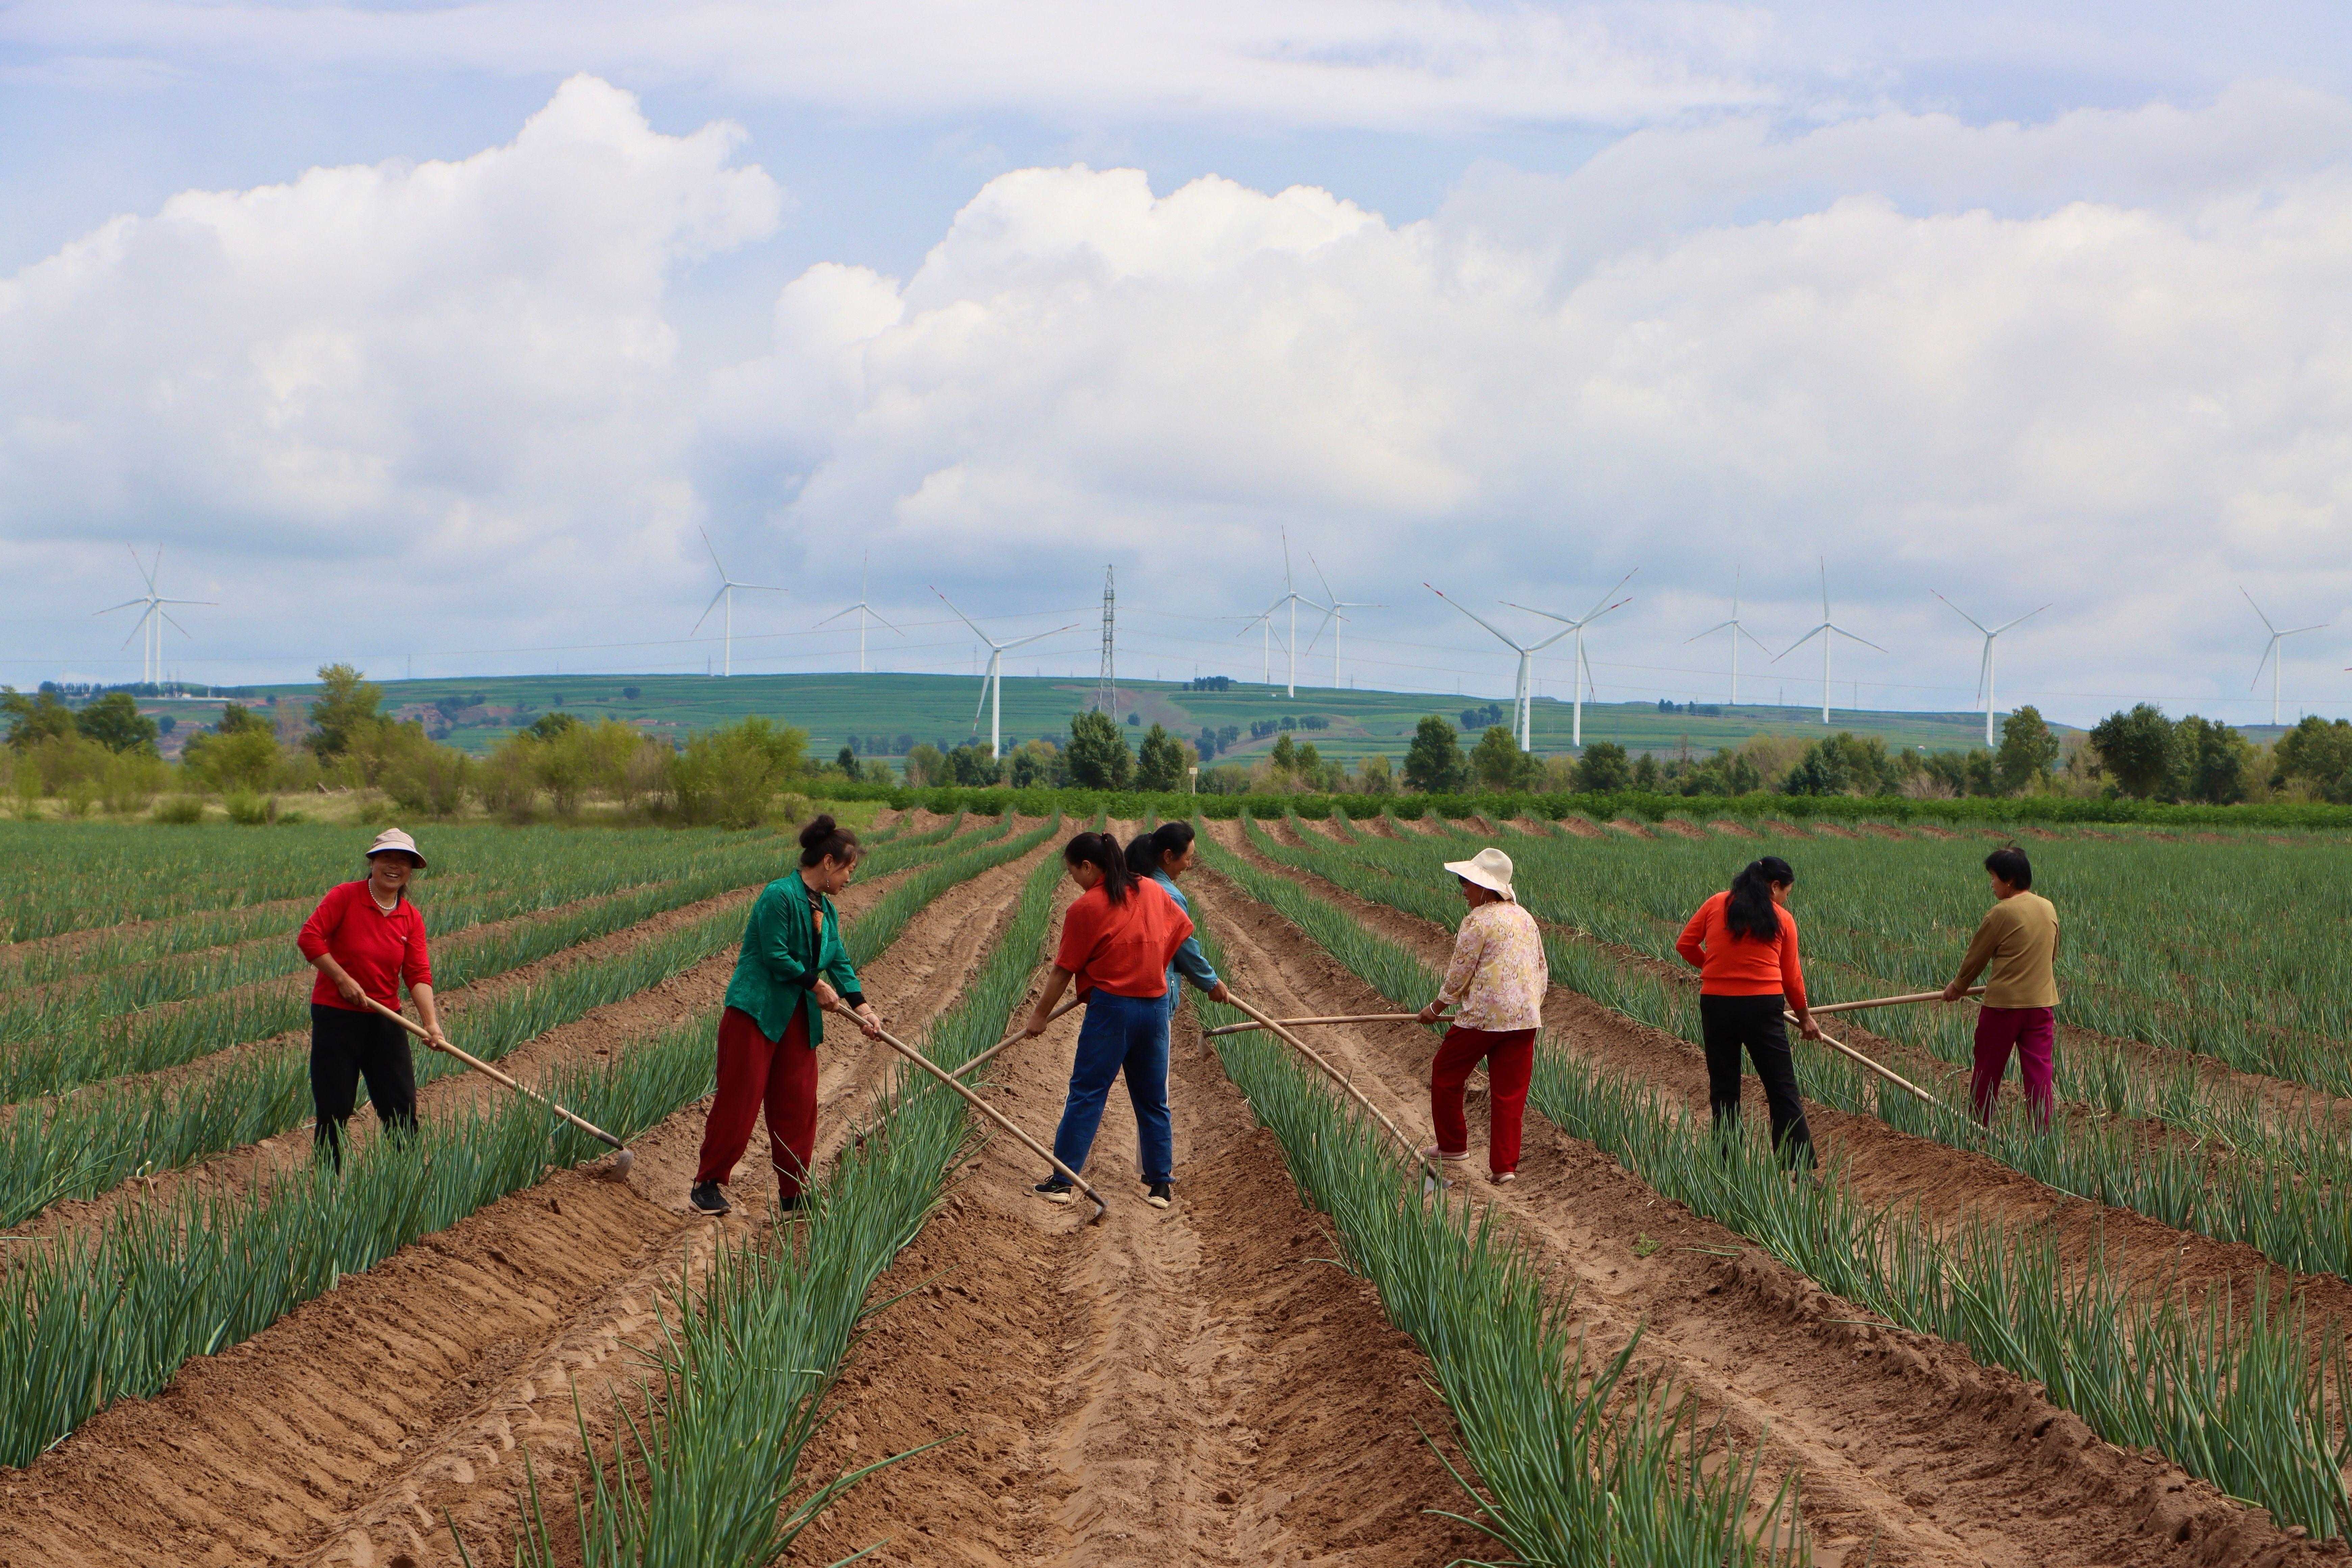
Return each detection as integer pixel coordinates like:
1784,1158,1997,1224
1097,565,1117,715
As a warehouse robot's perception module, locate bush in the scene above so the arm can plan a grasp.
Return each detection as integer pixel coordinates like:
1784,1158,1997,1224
153,795,207,825
383,744,471,818
670,717,809,829
225,790,279,826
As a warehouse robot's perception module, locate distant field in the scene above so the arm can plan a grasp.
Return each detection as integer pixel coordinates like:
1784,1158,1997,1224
139,671,2077,760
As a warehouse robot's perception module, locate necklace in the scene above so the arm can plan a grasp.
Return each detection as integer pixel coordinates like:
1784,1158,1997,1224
371,885,399,914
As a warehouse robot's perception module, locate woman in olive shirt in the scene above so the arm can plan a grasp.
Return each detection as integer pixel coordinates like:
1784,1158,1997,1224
1942,846,2060,1128
690,815,883,1215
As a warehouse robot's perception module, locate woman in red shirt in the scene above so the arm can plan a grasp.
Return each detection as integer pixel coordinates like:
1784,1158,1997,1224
295,828,447,1166
1674,855,1821,1168
1021,832,1194,1209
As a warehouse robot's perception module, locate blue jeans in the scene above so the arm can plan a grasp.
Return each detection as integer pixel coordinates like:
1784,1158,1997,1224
1049,989,1174,1184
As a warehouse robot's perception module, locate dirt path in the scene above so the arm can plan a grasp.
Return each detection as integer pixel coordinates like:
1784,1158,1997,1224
1184,867,2322,1567
0,842,1051,1568
780,882,1486,1568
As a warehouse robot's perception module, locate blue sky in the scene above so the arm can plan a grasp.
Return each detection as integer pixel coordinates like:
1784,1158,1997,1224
5,1,2352,731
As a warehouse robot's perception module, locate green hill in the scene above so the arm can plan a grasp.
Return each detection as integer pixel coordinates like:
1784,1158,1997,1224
154,671,2068,763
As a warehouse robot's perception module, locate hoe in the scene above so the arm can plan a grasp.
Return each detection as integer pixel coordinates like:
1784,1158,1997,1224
363,997,638,1178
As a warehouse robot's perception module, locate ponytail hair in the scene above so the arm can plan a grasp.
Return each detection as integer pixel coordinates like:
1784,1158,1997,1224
1124,820,1197,878
798,814,862,868
1724,856,1794,942
1064,831,1138,905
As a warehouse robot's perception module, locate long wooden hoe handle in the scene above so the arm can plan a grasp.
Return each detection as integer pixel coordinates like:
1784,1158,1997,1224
1784,1008,1944,1107
840,1008,1108,1226
1223,995,1447,1188
1204,1011,1451,1038
1809,986,1983,1017
948,995,1082,1082
362,997,629,1153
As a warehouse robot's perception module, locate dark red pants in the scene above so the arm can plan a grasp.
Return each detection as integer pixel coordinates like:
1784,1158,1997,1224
695,1005,818,1201
1429,1026,1537,1176
1971,1005,2056,1129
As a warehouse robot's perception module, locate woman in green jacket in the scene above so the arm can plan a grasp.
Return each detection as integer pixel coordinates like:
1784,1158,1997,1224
690,815,883,1215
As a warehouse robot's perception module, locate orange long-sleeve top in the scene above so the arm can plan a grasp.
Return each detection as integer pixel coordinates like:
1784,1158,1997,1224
1675,890,1807,1011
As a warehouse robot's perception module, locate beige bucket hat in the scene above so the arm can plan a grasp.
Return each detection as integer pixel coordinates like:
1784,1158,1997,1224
1444,846,1515,902
366,827,426,866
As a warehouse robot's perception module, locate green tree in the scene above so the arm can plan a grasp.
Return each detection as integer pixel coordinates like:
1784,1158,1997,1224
1779,738,1852,796
216,702,268,735
1136,722,1187,790
1354,754,1395,795
525,711,581,741
2174,714,2253,805
1631,753,1662,791
2089,704,2177,799
1066,709,1134,790
1470,726,1543,791
75,692,159,755
668,717,810,828
1401,716,1467,793
947,744,1000,785
2272,715,2352,801
1572,740,1632,793
836,745,862,781
1,687,78,750
1994,706,2061,794
1676,747,1763,797
307,663,385,758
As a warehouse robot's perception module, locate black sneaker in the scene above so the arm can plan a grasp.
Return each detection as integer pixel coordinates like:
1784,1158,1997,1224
778,1194,803,1212
1145,1182,1173,1209
688,1181,731,1215
1034,1178,1074,1204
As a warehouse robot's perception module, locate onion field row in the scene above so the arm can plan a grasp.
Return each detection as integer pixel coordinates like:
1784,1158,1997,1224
1190,826,2352,1538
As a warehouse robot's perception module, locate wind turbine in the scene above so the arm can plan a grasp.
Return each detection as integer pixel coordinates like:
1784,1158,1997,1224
1303,552,1382,689
932,590,1077,758
815,552,902,673
1935,593,2050,746
96,547,214,689
1773,560,1883,724
690,529,783,678
2246,589,2330,727
1426,585,1573,751
1252,529,1327,699
1503,570,1636,748
1687,567,1769,707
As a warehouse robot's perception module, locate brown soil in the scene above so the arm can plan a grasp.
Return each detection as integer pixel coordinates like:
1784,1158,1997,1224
1555,816,1607,839
1914,825,1960,839
1858,823,1909,840
0,844,1054,1568
1711,818,1761,838
1656,817,1710,839
1606,816,1658,838
1811,822,1863,839
1505,814,1557,836
779,892,1486,1567
1185,866,2335,1567
1759,818,1814,837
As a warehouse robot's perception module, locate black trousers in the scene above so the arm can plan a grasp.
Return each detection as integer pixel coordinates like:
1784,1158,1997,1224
311,1003,418,1166
1699,993,1815,1167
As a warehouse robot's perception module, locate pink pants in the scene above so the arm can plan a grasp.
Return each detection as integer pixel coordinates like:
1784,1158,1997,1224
1430,1026,1536,1176
1970,1005,2055,1129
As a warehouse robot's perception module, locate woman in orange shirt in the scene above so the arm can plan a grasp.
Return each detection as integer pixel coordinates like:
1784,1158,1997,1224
1675,855,1822,1168
1022,832,1195,1209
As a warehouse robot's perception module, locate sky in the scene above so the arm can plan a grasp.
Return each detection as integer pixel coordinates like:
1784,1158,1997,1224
5,1,2352,734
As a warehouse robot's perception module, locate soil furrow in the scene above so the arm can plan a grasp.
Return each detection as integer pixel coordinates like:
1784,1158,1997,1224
0,845,1048,1568
779,871,1487,1568
1185,863,2325,1568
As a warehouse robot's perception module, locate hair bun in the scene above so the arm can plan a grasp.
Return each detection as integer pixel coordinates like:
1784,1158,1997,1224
799,814,839,850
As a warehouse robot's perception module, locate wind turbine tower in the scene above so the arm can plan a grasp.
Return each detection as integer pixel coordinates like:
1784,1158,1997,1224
691,529,783,678
1304,553,1382,689
1773,559,1883,724
96,547,214,689
1426,585,1573,750
1935,593,2050,746
815,553,902,673
1253,530,1327,699
1687,567,1768,707
934,590,1076,757
2246,589,2331,727
1504,571,1635,747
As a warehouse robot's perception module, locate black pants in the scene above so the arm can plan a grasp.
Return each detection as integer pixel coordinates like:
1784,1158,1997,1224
1699,993,1815,1167
311,1003,418,1166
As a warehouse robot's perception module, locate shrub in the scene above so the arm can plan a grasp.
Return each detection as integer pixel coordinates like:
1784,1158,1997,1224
153,795,207,825
224,790,278,826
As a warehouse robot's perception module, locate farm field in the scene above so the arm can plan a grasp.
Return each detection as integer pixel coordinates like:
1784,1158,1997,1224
0,809,2346,1565
142,669,2052,762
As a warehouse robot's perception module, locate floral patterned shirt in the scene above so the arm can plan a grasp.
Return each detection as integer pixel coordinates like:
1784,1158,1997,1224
1437,900,1546,1032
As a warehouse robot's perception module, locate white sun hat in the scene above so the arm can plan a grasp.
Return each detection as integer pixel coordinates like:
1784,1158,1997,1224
366,827,426,866
1444,846,1515,901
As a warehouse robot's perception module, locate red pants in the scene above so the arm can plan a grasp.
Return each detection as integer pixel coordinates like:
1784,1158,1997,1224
1971,1005,2056,1129
1429,1026,1537,1176
695,1005,818,1201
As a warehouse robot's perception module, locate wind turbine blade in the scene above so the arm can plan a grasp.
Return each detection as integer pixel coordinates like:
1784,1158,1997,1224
931,588,997,645
1001,625,1075,652
814,605,859,628
730,582,785,593
161,610,194,638
1529,623,1577,653
1579,568,1637,623
2251,638,2278,691
2242,587,2278,636
1973,643,1989,708
1281,527,1294,593
690,585,728,634
93,599,145,616
1304,606,1340,655
1986,604,2051,636
867,607,905,635
1499,601,1575,627
700,527,729,579
1772,626,1828,662
2286,621,2331,636
1426,584,1525,652
1230,611,1269,641
1933,591,1992,636
1829,626,1888,654
129,544,158,593
1685,621,1737,644
1308,551,1338,609
119,608,156,650
156,598,215,607
1738,624,1771,653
